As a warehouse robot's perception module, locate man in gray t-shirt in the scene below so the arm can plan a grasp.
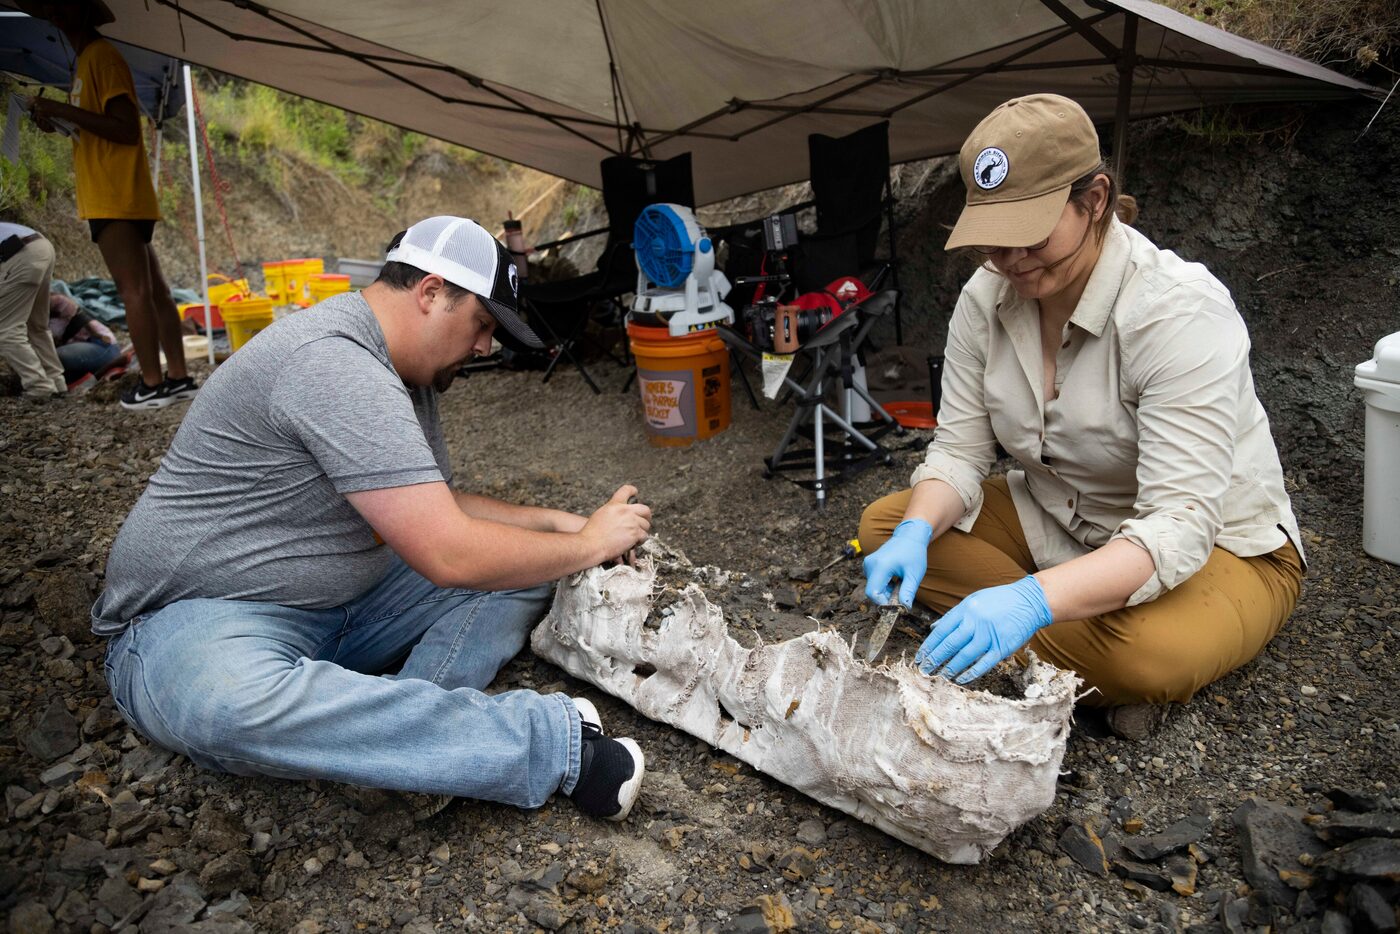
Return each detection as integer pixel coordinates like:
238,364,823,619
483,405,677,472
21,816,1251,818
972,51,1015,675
98,217,650,821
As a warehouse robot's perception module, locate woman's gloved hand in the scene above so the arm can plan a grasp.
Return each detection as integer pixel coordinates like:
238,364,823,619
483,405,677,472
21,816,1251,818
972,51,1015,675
915,575,1053,684
862,518,933,607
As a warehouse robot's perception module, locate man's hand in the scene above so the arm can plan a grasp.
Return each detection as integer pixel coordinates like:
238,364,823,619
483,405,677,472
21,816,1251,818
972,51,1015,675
863,518,933,607
26,96,57,134
915,575,1053,684
581,485,651,565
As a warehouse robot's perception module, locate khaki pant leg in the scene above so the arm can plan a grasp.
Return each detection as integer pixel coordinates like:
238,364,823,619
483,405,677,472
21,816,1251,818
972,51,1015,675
858,476,1037,614
25,242,63,392
1027,542,1304,707
0,239,57,396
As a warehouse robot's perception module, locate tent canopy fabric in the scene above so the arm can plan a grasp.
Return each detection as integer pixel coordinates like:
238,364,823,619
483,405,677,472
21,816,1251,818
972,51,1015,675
1,0,1378,204
0,12,183,122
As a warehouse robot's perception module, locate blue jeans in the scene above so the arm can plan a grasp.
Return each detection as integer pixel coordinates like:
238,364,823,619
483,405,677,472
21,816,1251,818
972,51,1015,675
103,558,580,808
57,338,122,381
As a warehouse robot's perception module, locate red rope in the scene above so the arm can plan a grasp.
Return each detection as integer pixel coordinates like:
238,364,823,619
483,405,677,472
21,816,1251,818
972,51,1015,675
150,116,212,276
189,75,246,281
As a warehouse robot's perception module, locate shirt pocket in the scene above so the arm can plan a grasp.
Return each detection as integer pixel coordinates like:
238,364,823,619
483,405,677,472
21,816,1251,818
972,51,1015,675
1048,395,1139,480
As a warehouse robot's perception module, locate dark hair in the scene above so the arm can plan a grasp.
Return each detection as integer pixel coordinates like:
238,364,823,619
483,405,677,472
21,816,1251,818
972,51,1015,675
1068,163,1139,240
375,260,472,303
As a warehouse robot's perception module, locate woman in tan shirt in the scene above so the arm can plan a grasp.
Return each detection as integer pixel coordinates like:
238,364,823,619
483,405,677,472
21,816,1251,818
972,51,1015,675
859,94,1304,739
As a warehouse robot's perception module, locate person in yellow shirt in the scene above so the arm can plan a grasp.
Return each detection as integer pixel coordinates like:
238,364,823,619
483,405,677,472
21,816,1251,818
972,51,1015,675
25,0,197,410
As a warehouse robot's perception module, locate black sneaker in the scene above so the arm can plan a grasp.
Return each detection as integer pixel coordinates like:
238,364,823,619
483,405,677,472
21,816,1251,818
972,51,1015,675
568,698,644,821
162,374,199,402
119,379,176,410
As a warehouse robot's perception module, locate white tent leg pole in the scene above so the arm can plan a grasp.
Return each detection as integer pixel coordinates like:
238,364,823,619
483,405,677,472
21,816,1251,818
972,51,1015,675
183,64,214,367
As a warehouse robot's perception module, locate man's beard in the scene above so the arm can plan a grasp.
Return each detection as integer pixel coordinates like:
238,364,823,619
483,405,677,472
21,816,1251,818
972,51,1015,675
432,365,459,393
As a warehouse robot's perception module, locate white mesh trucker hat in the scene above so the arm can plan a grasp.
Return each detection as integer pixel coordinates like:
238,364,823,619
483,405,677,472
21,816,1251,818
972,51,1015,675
385,216,544,350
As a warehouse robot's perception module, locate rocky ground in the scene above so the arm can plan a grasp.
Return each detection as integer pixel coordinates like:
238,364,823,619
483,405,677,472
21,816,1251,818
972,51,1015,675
3,101,1399,933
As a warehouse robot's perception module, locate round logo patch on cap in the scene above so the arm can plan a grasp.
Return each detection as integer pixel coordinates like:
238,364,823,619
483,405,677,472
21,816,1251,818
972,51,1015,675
508,263,519,298
972,147,1009,190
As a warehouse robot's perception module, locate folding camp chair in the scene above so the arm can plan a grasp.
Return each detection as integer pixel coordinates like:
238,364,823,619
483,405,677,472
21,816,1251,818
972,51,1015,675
798,121,903,343
523,153,695,393
721,290,905,510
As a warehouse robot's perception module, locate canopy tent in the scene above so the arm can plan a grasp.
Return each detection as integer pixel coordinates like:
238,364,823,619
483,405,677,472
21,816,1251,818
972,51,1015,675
0,11,183,122
2,0,1377,205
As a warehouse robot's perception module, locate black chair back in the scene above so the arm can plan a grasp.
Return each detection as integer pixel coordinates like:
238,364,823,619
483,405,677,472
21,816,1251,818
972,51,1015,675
598,153,696,257
807,121,890,268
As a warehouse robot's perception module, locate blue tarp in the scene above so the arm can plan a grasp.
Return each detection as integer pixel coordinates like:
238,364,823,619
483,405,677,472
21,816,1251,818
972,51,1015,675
0,12,183,122
53,278,201,326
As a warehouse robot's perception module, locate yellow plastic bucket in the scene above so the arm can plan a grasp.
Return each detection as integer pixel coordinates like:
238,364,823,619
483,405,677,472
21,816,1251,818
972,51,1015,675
286,258,325,307
308,273,351,304
627,321,731,447
206,274,250,306
222,297,275,352
261,261,290,304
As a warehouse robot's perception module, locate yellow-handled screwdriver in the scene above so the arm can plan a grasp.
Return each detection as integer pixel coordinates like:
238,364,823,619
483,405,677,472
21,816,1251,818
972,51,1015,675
815,538,861,577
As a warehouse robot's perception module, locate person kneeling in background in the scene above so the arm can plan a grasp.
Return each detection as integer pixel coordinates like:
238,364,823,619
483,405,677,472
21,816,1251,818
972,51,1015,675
0,222,66,401
48,291,128,393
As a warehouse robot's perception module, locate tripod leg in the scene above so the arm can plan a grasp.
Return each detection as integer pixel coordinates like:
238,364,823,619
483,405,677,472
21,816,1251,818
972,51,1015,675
545,340,602,394
851,380,898,425
818,403,881,453
812,375,827,510
731,348,760,410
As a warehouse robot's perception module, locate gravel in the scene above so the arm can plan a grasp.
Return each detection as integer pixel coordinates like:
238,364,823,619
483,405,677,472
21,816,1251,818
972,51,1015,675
2,100,1398,932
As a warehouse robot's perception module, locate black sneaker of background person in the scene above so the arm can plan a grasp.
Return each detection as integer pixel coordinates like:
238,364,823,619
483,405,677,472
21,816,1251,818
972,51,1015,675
119,378,177,410
162,374,199,402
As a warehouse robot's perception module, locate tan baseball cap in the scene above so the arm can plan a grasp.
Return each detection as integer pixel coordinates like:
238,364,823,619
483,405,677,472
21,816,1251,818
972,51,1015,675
944,94,1103,251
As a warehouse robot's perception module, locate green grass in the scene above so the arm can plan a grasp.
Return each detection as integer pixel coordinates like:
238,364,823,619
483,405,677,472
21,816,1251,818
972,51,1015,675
0,82,76,219
197,77,480,196
3,71,487,218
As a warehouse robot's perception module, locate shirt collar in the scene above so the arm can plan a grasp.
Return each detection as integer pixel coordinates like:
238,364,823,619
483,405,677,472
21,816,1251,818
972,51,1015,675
992,217,1132,338
1068,217,1131,338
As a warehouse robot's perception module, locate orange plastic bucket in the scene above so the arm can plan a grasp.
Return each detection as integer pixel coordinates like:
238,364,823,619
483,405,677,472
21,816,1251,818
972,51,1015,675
627,321,731,447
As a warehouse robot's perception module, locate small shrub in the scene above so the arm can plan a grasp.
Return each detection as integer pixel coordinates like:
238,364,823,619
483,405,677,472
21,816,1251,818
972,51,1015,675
1162,0,1400,75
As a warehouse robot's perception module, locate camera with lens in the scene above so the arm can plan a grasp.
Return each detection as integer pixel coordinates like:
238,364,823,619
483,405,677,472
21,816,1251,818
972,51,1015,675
749,299,837,353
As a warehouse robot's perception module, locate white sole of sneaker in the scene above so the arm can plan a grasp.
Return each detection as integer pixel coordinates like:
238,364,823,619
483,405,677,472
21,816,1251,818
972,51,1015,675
606,738,645,822
120,396,175,410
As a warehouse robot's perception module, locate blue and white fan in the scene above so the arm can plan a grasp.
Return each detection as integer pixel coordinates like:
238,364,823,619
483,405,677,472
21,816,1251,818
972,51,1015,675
632,204,734,337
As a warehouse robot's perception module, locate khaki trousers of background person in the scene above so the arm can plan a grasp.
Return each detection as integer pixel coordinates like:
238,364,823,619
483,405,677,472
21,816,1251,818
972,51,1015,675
0,238,65,397
858,477,1304,707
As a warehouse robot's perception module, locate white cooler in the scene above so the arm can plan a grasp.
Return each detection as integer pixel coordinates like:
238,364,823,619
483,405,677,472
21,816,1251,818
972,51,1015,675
1354,331,1400,565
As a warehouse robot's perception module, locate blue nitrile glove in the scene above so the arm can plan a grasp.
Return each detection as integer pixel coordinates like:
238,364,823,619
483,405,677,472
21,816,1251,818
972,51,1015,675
863,519,933,607
915,575,1053,684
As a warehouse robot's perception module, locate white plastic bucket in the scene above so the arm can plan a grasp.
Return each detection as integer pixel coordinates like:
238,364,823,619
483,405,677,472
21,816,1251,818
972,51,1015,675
1354,331,1400,565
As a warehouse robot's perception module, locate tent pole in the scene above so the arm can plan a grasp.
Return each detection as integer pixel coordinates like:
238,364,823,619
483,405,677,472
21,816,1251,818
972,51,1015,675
1113,12,1138,185
183,63,214,368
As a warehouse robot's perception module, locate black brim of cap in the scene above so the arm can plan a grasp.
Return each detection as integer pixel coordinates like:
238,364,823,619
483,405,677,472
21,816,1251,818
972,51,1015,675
482,295,545,350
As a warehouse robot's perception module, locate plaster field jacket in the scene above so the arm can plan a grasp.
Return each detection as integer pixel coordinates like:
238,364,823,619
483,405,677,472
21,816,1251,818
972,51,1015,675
912,218,1304,606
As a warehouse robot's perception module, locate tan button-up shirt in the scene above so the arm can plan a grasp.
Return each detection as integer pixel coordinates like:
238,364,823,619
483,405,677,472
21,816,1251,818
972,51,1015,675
911,219,1303,606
